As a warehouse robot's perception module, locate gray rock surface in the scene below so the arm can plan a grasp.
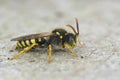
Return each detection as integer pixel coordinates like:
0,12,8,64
0,0,120,80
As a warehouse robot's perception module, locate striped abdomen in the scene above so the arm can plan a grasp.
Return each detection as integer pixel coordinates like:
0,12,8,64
16,38,46,48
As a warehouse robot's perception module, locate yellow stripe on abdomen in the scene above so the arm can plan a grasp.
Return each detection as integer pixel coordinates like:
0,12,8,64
16,39,36,48
17,41,22,48
26,40,30,46
31,39,36,44
21,41,26,47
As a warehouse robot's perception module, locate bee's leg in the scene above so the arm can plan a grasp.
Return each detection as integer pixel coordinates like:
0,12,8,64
8,43,38,60
48,44,53,63
78,40,84,46
64,43,77,57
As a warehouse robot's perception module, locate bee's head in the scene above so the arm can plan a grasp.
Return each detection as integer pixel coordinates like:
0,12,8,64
64,18,80,48
64,33,77,48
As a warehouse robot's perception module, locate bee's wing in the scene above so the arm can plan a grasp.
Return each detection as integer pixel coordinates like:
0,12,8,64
11,32,55,41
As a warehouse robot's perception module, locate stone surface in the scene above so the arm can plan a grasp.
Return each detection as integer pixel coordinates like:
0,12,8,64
0,0,120,80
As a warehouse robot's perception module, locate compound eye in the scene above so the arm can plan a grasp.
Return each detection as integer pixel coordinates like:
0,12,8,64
69,37,74,42
67,36,76,46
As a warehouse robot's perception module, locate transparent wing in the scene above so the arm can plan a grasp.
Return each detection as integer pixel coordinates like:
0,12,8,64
11,32,55,41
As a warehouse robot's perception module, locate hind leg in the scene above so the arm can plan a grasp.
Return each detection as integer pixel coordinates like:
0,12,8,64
8,43,38,60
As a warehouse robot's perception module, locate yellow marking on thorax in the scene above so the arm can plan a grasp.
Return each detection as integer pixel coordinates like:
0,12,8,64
17,42,22,48
31,39,36,44
26,40,30,46
56,32,63,39
56,32,60,35
21,41,26,47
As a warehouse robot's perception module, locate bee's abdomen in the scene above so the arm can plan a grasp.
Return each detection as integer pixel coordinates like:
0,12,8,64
16,39,37,48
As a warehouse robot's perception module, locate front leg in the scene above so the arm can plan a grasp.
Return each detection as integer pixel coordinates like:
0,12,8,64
8,43,38,60
64,43,77,57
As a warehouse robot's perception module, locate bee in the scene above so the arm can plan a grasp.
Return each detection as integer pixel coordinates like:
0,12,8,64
8,18,83,63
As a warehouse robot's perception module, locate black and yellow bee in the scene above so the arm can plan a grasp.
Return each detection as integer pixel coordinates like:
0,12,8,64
8,18,83,63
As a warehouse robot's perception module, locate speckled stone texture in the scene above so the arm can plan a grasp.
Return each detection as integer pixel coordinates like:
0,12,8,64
0,0,120,80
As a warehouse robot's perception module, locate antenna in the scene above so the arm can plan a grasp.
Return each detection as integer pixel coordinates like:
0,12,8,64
66,18,79,36
75,18,79,35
